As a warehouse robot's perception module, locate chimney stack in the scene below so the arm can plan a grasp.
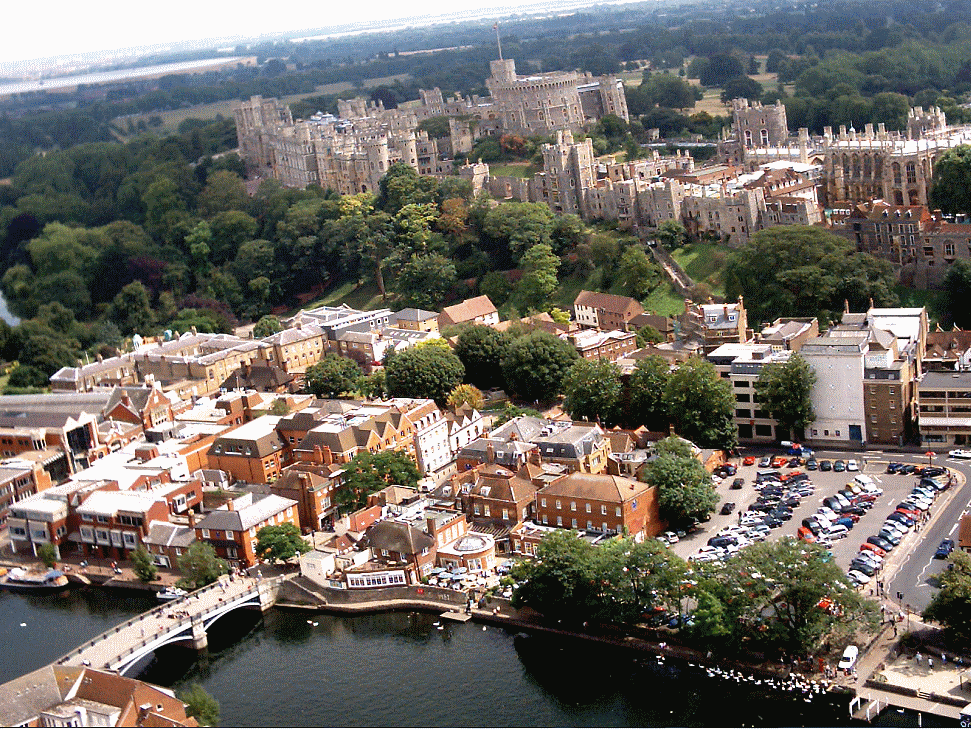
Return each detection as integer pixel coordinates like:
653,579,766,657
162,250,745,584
227,499,235,511
188,511,196,527
486,442,495,464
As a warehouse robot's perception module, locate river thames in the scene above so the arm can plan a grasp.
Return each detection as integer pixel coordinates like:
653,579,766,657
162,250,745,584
0,586,942,727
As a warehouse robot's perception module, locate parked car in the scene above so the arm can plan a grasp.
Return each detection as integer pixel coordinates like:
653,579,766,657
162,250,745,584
860,542,887,557
886,462,902,474
720,502,736,516
759,457,772,468
820,460,833,471
833,460,847,472
664,531,680,544
847,459,859,471
877,529,902,546
743,456,757,466
771,456,789,468
848,569,872,585
900,464,917,475
838,645,859,670
920,466,948,477
731,478,745,490
867,535,894,552
849,559,876,577
807,458,819,470
936,539,955,559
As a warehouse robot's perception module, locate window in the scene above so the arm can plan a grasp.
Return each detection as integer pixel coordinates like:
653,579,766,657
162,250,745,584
555,500,561,509
615,506,622,517
601,504,607,515
585,503,591,513
571,518,578,528
540,498,547,507
570,501,576,511
201,529,210,539
556,516,563,526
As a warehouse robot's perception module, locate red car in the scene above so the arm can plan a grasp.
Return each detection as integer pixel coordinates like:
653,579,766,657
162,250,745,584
860,543,887,557
743,456,756,466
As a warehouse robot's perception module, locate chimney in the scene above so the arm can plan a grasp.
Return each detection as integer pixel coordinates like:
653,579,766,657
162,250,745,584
322,446,334,465
529,447,541,466
122,394,132,408
227,499,235,511
188,511,196,527
486,442,495,464
313,444,324,464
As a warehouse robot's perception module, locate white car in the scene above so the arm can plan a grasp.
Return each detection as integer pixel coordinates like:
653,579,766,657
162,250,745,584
848,569,872,585
949,449,971,459
838,645,859,670
847,459,859,471
663,531,680,544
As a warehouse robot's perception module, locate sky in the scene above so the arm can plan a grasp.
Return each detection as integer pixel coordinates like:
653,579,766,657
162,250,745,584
5,0,537,66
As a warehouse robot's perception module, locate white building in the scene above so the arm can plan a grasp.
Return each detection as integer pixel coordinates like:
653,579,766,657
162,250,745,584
800,335,868,445
707,342,791,443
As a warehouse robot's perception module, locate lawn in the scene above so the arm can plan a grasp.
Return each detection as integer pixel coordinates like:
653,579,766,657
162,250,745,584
670,242,728,296
301,280,386,312
488,163,540,178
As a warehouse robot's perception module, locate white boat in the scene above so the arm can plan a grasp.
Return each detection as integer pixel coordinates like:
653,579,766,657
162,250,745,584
157,586,188,601
0,568,70,592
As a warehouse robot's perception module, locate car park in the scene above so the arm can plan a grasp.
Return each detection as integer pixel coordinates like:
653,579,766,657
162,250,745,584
936,539,955,559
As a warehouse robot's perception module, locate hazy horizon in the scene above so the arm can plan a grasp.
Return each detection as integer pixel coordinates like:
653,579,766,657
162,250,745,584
6,0,631,69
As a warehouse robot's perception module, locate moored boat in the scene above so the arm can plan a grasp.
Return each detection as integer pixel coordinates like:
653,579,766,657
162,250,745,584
0,568,70,592
156,586,188,601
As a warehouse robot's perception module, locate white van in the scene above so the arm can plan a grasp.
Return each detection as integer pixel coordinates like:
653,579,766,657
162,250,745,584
823,523,849,539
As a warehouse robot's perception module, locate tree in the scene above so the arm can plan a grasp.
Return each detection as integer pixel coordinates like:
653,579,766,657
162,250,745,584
338,450,421,512
454,324,512,390
720,75,764,104
562,358,623,425
178,683,220,727
196,170,247,217
702,538,878,654
755,354,816,440
625,355,671,430
394,253,456,309
655,219,687,250
641,73,697,110
635,325,663,348
479,271,513,307
724,226,898,324
923,551,971,645
501,330,579,402
937,259,971,328
176,542,228,590
620,245,661,299
255,523,311,563
446,383,485,411
253,315,283,339
930,145,971,215
303,354,363,398
7,364,49,390
664,358,737,448
131,546,159,582
641,446,718,523
384,343,464,406
109,281,156,335
699,53,746,87
37,542,57,568
517,243,560,312
482,202,554,260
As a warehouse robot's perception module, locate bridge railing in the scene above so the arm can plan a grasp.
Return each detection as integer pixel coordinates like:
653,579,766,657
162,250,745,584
55,575,277,666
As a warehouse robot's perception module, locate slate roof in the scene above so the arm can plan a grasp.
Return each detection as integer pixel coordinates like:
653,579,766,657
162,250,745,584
219,364,293,392
104,385,156,415
195,493,297,532
144,521,196,549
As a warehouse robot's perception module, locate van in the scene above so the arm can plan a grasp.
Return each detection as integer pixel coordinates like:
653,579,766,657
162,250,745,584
823,524,849,539
756,470,782,483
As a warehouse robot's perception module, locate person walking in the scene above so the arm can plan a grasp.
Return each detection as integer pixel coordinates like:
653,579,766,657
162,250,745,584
916,652,922,665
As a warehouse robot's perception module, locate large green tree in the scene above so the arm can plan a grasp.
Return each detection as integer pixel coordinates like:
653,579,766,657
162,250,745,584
624,355,671,429
725,226,898,324
178,684,220,727
384,342,464,406
338,450,421,512
641,440,718,523
937,259,971,329
641,72,698,110
701,538,879,654
516,243,560,312
454,324,512,390
754,354,817,440
562,358,623,425
923,551,971,645
176,542,229,590
255,523,311,563
394,252,456,309
930,145,971,215
663,358,738,448
303,354,363,398
501,330,579,403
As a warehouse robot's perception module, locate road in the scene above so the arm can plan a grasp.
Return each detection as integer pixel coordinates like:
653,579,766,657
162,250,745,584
667,449,971,613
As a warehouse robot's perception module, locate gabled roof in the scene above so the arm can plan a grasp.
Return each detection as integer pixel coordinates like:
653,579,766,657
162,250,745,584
439,295,497,325
144,521,196,549
537,473,652,503
105,385,157,415
574,290,643,318
219,364,293,392
195,493,297,532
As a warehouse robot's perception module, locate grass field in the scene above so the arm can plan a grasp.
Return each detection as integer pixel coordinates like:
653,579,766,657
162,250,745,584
670,242,728,296
112,74,412,140
489,163,540,178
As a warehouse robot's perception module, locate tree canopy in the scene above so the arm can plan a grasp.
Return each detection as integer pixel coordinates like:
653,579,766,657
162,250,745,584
663,358,738,449
755,353,817,440
724,226,898,324
641,438,718,524
303,354,363,399
176,542,229,590
454,324,512,390
384,342,465,406
337,450,421,512
255,523,311,563
562,358,623,425
930,145,971,215
501,330,579,403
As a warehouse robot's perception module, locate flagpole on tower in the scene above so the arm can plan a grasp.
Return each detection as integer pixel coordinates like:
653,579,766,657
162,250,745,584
494,21,503,60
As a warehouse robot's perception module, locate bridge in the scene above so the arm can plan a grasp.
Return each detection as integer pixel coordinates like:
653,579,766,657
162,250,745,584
56,575,281,676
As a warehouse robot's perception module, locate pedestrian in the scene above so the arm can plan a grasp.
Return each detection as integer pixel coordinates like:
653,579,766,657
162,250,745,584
893,623,898,637
916,652,922,665
943,653,947,665
929,657,934,669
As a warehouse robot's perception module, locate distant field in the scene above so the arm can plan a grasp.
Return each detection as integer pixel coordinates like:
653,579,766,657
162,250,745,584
111,73,412,140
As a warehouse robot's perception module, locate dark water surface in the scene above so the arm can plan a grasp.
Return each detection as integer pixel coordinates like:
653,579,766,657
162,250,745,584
0,588,946,727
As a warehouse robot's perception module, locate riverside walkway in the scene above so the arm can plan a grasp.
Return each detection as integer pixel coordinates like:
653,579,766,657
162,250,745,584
56,574,280,676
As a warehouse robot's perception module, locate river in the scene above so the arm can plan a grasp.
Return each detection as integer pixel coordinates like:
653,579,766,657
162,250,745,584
0,585,878,728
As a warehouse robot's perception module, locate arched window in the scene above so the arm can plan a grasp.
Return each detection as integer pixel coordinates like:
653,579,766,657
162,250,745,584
906,162,917,185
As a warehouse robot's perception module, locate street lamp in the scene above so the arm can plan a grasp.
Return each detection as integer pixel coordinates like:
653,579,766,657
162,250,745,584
926,451,935,468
